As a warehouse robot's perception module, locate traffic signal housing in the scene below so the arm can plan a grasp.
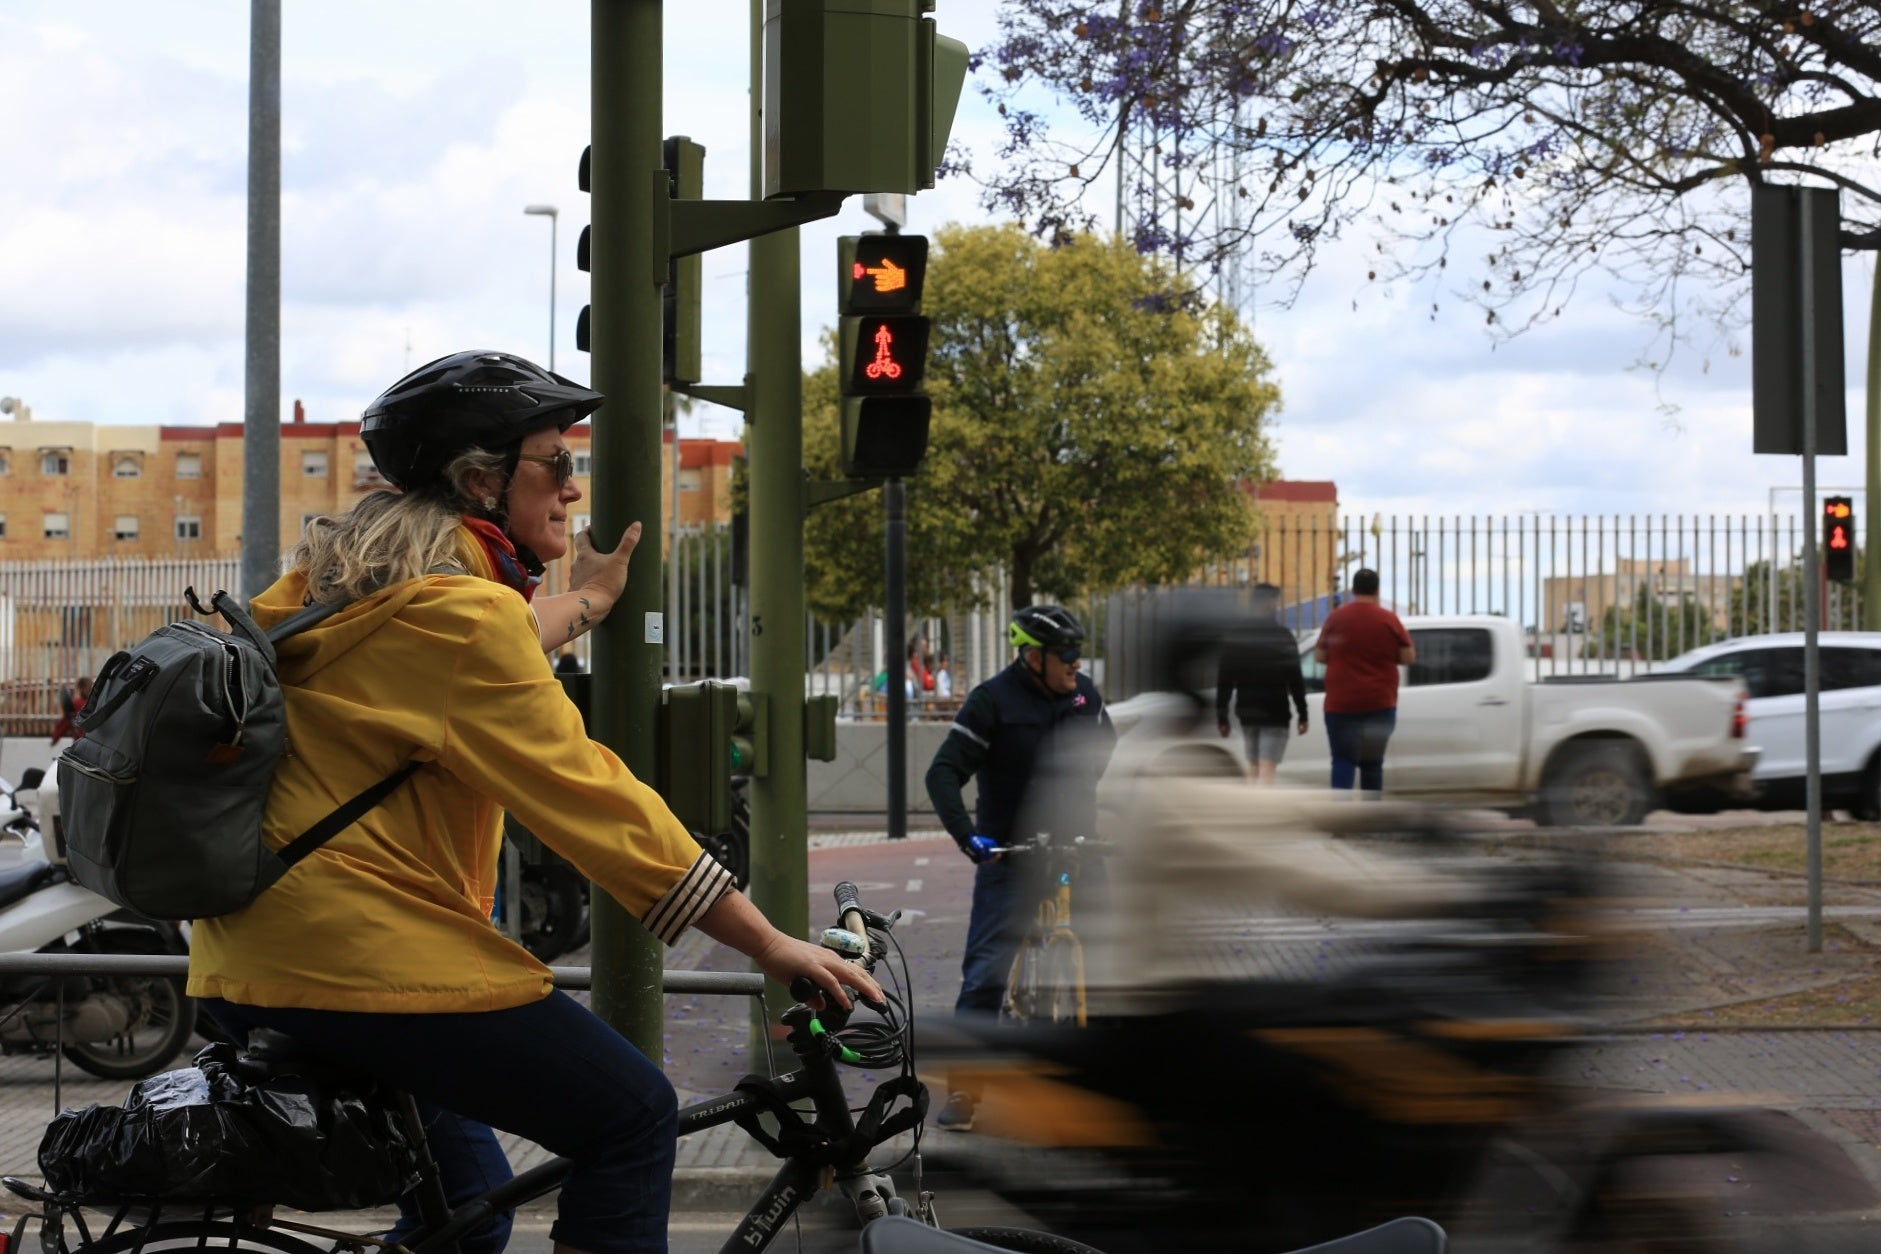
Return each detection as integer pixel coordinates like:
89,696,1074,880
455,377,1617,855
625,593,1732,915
576,146,591,353
1824,495,1857,583
661,681,765,837
838,234,930,478
762,1,969,199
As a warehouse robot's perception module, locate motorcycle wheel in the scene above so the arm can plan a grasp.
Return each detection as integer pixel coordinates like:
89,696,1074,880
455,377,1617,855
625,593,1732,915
60,927,198,1081
518,863,589,963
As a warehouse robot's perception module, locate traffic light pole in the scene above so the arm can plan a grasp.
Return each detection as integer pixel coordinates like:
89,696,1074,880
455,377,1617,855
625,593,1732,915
587,0,666,1055
1800,205,1824,955
885,478,907,841
746,0,811,1034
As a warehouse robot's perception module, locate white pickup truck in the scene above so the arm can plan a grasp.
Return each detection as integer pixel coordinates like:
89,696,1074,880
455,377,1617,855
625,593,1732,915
1123,614,1757,826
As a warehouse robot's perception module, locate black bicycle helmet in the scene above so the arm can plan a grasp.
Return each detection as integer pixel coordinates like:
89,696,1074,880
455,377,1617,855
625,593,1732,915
1009,604,1085,652
360,350,604,491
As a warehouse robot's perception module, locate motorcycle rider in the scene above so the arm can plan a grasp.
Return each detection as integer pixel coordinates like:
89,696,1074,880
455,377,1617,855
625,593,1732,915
188,351,879,1254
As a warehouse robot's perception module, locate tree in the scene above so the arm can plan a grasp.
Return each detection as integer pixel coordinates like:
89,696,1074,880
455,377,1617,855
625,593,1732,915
971,1,1881,351
803,224,1280,619
1593,583,1718,661
1729,556,1864,633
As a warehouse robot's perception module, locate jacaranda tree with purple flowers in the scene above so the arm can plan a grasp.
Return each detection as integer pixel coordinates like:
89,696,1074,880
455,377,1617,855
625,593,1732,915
971,1,1881,349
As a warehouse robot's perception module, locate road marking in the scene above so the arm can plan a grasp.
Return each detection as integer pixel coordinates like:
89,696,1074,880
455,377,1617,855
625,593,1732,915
906,878,924,892
914,857,930,866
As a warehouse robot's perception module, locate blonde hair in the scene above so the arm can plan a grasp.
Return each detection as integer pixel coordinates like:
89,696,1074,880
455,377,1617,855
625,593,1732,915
290,447,509,603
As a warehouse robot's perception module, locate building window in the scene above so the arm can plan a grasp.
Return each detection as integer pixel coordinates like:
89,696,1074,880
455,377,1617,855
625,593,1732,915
176,452,203,479
43,511,70,540
571,513,591,535
175,517,202,541
41,452,70,476
0,450,10,475
114,515,140,541
678,469,702,493
353,451,385,487
573,452,593,476
0,514,7,538
113,455,141,478
301,451,329,478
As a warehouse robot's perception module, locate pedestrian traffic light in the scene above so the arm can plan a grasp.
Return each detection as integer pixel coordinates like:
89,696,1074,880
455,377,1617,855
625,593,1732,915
575,145,592,353
837,234,931,478
1824,495,1857,583
660,681,766,836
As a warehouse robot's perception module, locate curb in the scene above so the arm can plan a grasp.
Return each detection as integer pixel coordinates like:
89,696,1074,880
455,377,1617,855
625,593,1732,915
671,1166,779,1212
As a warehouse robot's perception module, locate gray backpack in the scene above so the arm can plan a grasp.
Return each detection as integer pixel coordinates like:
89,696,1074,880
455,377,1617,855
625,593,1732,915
57,588,417,920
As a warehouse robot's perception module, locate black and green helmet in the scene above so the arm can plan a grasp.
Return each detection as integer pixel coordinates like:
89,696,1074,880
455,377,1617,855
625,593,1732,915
1008,605,1084,652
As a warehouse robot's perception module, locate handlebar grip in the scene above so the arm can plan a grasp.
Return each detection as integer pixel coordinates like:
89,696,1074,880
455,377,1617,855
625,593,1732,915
790,975,819,1003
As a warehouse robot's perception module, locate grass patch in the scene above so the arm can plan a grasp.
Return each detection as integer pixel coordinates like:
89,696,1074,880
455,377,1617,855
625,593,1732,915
1650,968,1881,1028
1627,823,1881,880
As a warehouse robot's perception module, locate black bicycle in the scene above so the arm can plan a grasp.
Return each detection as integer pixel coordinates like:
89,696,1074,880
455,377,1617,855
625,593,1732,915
8,883,1448,1254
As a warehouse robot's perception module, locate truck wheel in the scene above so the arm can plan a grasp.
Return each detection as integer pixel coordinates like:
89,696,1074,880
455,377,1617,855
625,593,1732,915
1540,743,1653,828
1855,758,1881,822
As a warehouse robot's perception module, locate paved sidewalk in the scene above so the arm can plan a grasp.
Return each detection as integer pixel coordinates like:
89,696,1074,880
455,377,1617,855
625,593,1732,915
3,817,1879,1227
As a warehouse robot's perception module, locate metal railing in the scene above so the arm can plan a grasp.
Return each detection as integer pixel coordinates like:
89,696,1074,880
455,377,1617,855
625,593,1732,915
2,514,1864,725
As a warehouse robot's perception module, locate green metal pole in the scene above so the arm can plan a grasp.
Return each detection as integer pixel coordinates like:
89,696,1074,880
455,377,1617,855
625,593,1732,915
587,0,665,1058
1863,258,1881,629
747,0,810,1048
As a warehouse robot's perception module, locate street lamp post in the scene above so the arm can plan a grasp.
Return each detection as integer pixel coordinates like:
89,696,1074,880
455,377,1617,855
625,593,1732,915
523,205,558,371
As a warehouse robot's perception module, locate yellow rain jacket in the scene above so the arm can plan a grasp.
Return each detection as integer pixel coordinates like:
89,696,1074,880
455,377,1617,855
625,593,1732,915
188,528,731,1013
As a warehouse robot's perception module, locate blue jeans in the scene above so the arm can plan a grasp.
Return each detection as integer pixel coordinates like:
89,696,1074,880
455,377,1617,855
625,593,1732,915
1324,708,1397,794
954,857,1028,1016
203,991,677,1254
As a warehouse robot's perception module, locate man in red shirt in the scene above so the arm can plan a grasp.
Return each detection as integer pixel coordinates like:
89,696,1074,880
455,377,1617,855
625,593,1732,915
1313,569,1414,796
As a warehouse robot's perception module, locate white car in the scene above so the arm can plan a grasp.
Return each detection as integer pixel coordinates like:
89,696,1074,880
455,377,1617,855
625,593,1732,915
1657,632,1881,816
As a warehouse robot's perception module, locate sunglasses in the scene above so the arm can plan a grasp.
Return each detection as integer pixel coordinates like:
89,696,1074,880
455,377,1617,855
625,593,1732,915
515,448,576,487
1051,647,1081,665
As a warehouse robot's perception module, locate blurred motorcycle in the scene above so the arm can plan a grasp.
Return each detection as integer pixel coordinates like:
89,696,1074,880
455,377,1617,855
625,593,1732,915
0,768,196,1080
922,830,1809,1254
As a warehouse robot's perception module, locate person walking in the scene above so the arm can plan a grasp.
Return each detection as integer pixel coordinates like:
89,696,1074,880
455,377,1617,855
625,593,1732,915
187,350,878,1254
1215,584,1308,785
925,604,1115,1128
1314,569,1414,797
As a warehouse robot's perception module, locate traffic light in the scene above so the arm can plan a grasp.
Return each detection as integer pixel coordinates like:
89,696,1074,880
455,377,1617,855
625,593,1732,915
660,681,765,836
1824,495,1857,583
575,146,591,353
837,234,930,478
762,1,969,199
663,136,703,385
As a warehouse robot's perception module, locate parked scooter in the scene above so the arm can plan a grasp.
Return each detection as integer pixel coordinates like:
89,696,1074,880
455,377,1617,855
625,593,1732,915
0,768,196,1080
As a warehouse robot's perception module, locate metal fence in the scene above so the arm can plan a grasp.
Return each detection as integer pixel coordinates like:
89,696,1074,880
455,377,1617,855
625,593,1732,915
2,514,1865,728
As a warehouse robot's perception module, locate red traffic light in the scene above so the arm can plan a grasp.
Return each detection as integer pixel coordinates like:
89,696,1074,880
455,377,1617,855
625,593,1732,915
1830,524,1851,550
843,316,930,393
839,236,928,314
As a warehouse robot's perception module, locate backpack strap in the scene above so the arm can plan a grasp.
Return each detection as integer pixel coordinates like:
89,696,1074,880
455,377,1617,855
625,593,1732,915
265,598,352,644
275,761,423,870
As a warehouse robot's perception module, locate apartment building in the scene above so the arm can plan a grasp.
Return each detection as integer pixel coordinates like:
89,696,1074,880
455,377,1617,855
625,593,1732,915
0,404,740,562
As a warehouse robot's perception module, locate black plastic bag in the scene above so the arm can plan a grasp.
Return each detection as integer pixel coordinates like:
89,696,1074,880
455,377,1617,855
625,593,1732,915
40,1041,419,1209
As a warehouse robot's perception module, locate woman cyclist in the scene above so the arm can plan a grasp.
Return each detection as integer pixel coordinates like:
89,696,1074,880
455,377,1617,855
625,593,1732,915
187,351,879,1254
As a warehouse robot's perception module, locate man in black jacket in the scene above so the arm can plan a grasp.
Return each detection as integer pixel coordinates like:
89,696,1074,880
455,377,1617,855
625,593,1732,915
925,604,1115,1128
1216,584,1309,785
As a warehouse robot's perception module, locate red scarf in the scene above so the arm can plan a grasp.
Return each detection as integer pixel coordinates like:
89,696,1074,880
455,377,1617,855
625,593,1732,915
462,517,543,603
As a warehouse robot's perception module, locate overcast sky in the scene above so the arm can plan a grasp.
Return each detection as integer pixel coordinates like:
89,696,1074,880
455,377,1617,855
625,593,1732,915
2,0,1876,529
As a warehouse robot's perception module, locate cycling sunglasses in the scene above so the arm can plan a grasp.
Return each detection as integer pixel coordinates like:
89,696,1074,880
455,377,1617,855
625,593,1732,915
515,448,576,487
1051,646,1081,665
